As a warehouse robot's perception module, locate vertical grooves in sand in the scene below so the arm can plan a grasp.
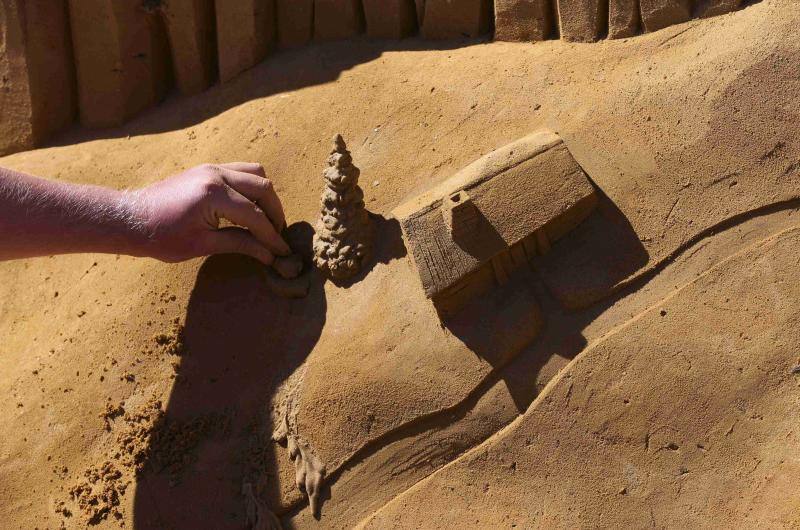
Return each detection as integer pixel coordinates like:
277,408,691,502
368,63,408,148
215,0,275,83
160,0,217,95
278,196,800,519
0,0,76,155
0,0,758,153
67,0,172,127
354,217,800,529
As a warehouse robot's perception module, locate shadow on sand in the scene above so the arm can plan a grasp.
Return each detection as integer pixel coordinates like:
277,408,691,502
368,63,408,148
443,187,649,412
132,184,647,526
132,222,325,528
283,188,650,524
51,37,488,149
131,215,407,527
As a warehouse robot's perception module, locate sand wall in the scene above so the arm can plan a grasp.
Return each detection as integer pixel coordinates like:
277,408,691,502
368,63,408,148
0,0,75,156
0,0,754,155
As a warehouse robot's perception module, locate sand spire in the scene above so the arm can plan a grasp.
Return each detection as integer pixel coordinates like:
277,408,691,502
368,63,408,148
312,134,373,280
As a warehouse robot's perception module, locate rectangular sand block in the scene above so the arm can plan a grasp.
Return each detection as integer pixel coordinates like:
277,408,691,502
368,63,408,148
494,0,553,42
277,0,313,48
639,0,691,32
0,0,36,154
161,0,216,95
608,0,639,38
416,0,426,25
422,0,492,39
215,0,275,83
0,0,76,155
363,0,417,39
394,131,598,300
314,0,364,40
694,0,742,18
69,0,171,127
556,0,607,42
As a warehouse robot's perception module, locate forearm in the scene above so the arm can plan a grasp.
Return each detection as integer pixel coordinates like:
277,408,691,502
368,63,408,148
0,167,149,260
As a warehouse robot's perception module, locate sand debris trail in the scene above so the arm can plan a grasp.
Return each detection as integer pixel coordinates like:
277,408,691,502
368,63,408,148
273,413,327,517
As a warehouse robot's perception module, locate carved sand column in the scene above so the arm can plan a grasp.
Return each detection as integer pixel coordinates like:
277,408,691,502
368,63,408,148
312,135,373,280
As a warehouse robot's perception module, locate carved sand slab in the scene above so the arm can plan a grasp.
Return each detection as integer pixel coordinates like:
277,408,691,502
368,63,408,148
314,0,364,41
556,0,607,42
494,0,553,42
421,0,491,39
215,0,275,83
160,0,216,95
394,131,597,313
640,0,691,33
68,0,171,127
276,0,314,48
609,0,640,39
363,0,417,39
0,0,75,156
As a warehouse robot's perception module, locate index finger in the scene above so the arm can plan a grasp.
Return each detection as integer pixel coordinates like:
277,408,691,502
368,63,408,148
213,186,291,256
218,162,287,233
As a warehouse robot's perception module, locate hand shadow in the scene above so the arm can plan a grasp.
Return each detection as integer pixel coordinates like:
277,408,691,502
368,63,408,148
132,222,326,529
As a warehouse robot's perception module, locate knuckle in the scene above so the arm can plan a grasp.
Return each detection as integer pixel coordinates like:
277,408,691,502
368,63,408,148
250,163,266,178
251,202,267,218
198,163,219,174
200,176,225,196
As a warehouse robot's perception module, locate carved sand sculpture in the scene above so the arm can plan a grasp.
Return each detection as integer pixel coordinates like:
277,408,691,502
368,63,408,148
272,414,327,518
312,134,373,280
4,1,800,528
394,131,597,315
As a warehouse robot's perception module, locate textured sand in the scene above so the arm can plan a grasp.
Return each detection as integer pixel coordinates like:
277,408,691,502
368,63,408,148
0,0,799,527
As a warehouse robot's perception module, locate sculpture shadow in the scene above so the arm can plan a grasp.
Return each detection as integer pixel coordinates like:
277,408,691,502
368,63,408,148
531,188,651,310
324,213,407,289
443,189,649,413
51,37,488,147
132,222,327,529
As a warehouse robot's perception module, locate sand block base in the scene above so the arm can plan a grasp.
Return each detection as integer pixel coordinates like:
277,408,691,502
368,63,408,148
68,0,171,128
639,0,691,33
0,0,76,155
363,0,417,39
494,0,553,42
215,0,275,83
557,0,608,42
415,0,425,25
314,0,364,41
422,0,491,39
277,0,314,48
395,131,598,313
161,0,216,95
695,0,742,18
608,0,640,38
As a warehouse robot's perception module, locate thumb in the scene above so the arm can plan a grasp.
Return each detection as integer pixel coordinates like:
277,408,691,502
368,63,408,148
206,227,275,265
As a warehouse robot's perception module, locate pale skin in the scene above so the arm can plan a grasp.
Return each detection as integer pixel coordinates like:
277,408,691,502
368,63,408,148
0,163,290,264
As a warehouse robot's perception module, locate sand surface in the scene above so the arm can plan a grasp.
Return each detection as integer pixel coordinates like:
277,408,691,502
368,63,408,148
1,0,799,527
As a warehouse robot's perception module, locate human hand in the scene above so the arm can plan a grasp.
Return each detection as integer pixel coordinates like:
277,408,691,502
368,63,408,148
131,163,289,265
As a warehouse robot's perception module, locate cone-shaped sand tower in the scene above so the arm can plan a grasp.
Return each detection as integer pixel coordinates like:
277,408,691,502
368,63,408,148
312,134,373,280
